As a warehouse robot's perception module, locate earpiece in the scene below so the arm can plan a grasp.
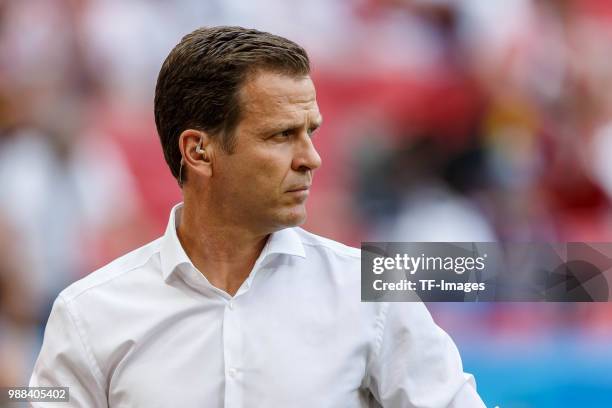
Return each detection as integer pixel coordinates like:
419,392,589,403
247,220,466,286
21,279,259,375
178,136,207,186
195,136,209,162
195,137,205,155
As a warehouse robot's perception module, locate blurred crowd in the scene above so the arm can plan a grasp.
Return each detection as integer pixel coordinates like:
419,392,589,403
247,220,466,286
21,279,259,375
1,0,612,402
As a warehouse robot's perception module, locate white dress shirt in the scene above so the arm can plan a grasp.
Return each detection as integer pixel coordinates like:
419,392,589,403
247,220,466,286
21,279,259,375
30,203,485,408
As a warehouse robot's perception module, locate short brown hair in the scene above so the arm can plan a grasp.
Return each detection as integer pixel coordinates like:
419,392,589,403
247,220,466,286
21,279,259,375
154,26,310,184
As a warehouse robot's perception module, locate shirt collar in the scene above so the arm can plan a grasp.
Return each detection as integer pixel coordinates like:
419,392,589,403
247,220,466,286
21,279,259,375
160,203,306,282
160,203,192,281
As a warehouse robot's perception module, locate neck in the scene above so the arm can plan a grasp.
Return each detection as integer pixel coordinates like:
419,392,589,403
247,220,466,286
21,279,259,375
177,199,269,297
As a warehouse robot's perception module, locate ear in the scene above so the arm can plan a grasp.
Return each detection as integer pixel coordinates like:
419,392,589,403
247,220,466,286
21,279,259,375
179,129,213,181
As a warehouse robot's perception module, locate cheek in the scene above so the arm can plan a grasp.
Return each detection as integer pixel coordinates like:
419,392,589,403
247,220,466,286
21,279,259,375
219,145,293,196
220,162,283,202
254,164,287,195
250,152,292,187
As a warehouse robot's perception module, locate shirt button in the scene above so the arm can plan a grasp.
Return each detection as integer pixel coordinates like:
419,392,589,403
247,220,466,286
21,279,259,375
228,368,238,378
228,301,234,310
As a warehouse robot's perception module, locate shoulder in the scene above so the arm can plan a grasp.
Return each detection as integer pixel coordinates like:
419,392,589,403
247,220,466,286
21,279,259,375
60,237,163,303
293,227,360,261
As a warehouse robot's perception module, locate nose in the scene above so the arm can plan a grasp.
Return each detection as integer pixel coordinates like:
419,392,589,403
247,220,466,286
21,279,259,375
292,133,322,172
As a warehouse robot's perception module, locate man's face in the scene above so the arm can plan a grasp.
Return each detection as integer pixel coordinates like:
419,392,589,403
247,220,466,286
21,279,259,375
210,70,322,233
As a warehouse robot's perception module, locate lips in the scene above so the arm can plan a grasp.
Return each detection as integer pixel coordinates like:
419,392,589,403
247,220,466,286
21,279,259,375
286,185,310,192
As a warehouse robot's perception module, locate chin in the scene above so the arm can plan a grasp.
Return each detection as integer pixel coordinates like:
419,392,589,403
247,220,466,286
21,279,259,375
278,208,307,228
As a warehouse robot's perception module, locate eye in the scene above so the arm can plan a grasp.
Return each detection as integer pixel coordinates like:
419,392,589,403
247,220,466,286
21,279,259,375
307,126,319,138
271,128,294,139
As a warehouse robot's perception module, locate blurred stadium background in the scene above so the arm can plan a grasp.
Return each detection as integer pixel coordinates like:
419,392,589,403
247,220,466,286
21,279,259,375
1,0,612,406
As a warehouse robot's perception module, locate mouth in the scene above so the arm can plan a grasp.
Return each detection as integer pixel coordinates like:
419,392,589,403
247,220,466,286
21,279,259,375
285,185,311,201
286,185,310,193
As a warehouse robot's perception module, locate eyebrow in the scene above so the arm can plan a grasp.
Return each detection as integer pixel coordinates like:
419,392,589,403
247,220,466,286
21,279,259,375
304,115,323,132
313,115,324,128
261,115,324,134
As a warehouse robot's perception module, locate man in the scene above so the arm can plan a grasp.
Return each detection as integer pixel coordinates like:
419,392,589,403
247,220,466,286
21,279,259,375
30,26,485,407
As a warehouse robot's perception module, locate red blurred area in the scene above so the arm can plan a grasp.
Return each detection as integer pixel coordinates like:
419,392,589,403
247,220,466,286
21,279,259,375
1,0,612,393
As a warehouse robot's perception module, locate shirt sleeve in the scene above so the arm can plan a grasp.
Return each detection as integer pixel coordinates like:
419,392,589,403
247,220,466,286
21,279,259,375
365,302,486,408
29,295,107,407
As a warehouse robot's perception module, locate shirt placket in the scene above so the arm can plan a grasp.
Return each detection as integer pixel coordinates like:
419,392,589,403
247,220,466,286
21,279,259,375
222,289,248,408
186,254,265,407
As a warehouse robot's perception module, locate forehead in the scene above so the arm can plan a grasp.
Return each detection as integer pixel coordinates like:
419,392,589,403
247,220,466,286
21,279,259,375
238,71,321,131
